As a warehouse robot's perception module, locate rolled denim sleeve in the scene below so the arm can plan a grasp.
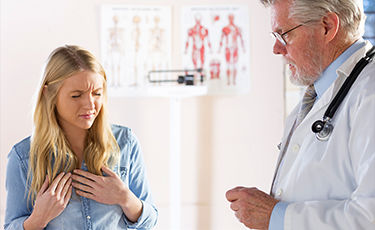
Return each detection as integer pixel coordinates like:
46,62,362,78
122,131,158,229
269,202,289,230
123,200,158,229
4,146,32,230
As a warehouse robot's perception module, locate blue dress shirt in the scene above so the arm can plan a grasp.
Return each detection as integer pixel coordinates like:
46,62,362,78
4,124,158,230
268,39,366,230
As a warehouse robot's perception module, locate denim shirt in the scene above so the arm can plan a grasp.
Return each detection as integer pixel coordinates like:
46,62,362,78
4,124,158,230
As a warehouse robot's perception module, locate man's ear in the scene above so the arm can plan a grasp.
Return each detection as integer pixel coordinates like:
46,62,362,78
321,12,340,43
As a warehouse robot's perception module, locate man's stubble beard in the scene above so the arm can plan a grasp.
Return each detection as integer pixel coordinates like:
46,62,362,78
288,39,324,86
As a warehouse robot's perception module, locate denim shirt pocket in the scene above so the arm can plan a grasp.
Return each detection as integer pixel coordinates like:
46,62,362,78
113,166,128,180
119,166,128,178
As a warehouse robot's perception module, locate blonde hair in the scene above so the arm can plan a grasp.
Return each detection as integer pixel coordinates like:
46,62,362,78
28,45,120,204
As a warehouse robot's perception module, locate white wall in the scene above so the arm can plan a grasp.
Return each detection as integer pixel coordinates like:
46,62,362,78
0,0,284,229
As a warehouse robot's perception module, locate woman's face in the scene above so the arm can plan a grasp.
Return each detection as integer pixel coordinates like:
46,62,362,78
55,70,104,133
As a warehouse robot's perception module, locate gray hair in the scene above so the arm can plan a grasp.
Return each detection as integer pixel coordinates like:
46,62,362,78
260,0,365,40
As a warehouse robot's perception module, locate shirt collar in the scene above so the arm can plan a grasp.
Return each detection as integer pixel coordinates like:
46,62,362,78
314,38,366,99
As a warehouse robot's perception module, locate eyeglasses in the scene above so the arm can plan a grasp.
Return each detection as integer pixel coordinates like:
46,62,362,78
271,23,305,46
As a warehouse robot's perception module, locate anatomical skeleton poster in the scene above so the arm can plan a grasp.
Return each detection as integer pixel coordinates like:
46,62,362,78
101,5,172,97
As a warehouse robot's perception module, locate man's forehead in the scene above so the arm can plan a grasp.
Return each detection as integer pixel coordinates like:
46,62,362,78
270,0,293,31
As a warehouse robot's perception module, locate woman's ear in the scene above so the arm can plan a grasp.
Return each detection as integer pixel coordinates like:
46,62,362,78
43,85,48,96
321,12,340,43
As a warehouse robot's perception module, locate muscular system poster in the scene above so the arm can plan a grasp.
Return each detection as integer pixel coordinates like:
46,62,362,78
182,5,250,94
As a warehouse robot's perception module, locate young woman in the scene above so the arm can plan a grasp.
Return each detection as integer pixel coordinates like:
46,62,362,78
4,45,158,229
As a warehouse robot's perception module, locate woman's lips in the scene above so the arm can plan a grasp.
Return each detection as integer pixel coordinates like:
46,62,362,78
80,113,94,119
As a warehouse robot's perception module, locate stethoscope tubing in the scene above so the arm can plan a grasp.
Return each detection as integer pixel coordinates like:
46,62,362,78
312,46,375,140
324,46,375,120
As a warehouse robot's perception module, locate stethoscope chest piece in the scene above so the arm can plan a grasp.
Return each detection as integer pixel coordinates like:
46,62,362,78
312,118,333,141
310,46,375,141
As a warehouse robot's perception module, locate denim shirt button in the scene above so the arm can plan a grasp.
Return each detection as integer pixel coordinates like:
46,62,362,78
87,215,91,219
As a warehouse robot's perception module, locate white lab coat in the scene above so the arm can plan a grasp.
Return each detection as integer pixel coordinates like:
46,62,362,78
272,41,375,229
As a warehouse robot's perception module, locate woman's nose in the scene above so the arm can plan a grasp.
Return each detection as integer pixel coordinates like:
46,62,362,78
83,94,95,109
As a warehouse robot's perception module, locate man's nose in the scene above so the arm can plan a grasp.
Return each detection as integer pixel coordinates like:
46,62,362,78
273,39,287,55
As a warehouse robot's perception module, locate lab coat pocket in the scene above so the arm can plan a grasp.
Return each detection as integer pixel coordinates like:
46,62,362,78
297,135,327,168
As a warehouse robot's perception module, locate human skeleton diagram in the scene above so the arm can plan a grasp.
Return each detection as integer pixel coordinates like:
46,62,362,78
149,16,164,54
148,15,166,83
185,14,212,71
130,15,141,86
218,14,245,85
106,15,125,87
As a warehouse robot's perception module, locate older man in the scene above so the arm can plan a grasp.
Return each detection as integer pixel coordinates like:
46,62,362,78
226,0,375,229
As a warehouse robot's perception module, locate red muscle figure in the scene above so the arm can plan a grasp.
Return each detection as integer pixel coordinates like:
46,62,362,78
185,14,212,70
218,14,245,85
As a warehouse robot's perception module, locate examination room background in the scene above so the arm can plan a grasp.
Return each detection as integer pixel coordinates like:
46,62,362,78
0,0,285,229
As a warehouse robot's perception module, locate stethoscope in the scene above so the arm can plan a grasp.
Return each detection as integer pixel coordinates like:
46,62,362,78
311,46,375,141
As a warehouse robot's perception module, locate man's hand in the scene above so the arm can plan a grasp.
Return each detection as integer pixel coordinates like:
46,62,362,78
226,187,279,229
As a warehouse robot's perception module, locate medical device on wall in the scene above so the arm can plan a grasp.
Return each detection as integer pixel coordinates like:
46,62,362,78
312,46,375,141
147,68,205,86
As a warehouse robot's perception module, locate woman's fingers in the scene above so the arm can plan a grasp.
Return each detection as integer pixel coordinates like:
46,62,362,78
37,176,49,196
63,184,72,207
72,181,95,194
73,169,98,181
72,174,95,188
49,172,66,192
76,189,95,200
55,173,71,197
101,166,116,177
60,177,72,198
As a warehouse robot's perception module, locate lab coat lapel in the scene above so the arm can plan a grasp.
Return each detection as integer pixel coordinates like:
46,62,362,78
271,106,299,195
277,106,299,159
